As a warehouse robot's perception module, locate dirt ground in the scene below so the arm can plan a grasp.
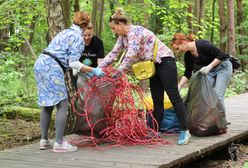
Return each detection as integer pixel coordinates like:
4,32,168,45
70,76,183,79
0,118,247,168
0,118,54,150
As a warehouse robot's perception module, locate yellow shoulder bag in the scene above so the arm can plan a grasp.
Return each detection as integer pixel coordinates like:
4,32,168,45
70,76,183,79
132,38,159,80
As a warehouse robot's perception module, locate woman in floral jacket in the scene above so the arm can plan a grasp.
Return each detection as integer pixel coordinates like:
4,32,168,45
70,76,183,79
99,8,191,145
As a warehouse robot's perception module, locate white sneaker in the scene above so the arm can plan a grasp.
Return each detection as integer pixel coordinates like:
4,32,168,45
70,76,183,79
39,139,53,150
53,141,77,153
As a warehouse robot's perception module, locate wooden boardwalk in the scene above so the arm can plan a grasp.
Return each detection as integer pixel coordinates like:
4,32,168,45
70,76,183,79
0,93,248,168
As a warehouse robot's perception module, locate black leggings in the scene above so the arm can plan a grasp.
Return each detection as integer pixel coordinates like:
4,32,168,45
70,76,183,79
150,57,187,131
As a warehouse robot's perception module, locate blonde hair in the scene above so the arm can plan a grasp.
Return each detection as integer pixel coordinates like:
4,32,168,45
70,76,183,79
73,11,90,28
171,33,195,46
109,7,129,24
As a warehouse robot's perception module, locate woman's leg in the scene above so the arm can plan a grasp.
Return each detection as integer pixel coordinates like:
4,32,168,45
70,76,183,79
55,99,68,144
156,57,187,130
40,106,54,140
150,73,165,131
208,60,232,113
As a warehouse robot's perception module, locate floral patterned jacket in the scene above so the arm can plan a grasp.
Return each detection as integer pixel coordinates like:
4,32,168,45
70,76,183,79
99,25,174,72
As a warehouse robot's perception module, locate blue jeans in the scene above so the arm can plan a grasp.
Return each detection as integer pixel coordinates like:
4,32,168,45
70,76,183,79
207,60,232,113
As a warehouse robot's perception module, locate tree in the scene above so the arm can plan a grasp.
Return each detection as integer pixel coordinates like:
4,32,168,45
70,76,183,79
227,0,236,55
74,0,80,12
210,0,217,42
45,0,69,42
236,0,246,68
194,0,205,33
91,0,105,37
218,0,227,51
45,0,75,133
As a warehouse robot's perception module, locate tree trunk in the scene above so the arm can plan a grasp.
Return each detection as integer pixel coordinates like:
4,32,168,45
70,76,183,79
194,0,206,34
218,0,227,52
194,0,200,33
199,0,205,22
61,0,71,28
45,0,68,41
98,0,104,37
210,0,216,42
45,0,75,134
74,0,80,12
187,4,193,33
91,0,98,34
227,0,236,55
0,28,9,51
236,0,246,71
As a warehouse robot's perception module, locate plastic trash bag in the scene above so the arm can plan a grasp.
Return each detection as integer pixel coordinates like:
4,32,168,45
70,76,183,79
147,108,181,133
184,72,227,136
143,93,172,111
73,73,109,137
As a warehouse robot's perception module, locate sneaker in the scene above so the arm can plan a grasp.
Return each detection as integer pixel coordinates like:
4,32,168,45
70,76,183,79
177,130,191,145
53,141,77,153
39,139,53,150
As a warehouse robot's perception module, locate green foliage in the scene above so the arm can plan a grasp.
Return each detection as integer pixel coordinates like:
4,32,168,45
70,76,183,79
0,52,38,108
0,0,46,51
226,71,248,97
31,12,48,54
176,61,185,78
117,0,154,25
157,1,190,36
0,0,247,110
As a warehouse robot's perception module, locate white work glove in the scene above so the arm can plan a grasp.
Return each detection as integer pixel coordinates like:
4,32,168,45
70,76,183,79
72,69,79,76
199,65,213,75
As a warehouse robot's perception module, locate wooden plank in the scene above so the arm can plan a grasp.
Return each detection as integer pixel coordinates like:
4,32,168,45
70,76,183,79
0,93,248,168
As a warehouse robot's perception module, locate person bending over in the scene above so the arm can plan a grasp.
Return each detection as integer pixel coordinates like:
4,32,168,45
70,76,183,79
98,8,191,145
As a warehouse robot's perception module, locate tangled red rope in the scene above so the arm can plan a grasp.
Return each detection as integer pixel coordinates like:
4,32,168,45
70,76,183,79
71,68,170,149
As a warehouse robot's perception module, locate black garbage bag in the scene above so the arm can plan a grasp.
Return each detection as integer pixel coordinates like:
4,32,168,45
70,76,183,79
184,72,227,136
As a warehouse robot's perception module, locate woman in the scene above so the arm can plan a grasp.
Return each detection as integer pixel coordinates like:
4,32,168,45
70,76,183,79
80,23,105,67
98,8,191,145
171,33,232,114
34,11,104,153
72,23,105,89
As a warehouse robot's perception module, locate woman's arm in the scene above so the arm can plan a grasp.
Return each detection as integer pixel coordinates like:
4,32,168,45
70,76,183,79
118,29,142,72
200,58,222,74
98,37,123,68
208,58,222,68
178,76,189,90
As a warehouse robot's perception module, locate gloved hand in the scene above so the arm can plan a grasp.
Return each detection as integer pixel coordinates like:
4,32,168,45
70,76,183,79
199,65,213,75
91,68,105,77
72,69,79,76
85,71,94,78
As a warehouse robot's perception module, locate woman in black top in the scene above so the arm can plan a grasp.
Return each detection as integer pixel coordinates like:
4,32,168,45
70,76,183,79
79,23,104,67
72,23,105,89
171,33,232,113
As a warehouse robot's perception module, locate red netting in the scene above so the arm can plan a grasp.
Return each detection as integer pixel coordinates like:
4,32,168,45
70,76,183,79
70,68,170,149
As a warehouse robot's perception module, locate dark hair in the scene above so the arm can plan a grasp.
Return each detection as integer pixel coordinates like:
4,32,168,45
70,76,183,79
109,7,129,24
73,11,91,28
